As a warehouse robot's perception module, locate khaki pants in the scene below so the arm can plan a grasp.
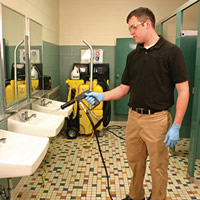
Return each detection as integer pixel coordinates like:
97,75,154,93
125,109,171,200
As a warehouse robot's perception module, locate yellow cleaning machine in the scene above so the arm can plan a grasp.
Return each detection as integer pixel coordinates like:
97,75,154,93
62,40,111,139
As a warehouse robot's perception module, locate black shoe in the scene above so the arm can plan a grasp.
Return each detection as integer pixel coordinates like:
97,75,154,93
122,195,145,200
147,192,152,200
122,195,132,200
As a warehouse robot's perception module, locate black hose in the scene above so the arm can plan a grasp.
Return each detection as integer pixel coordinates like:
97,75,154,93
94,132,113,200
106,125,125,140
106,129,125,141
84,109,113,200
98,79,111,127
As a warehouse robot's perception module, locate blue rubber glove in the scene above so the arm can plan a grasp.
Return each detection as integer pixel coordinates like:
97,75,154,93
164,123,181,147
84,92,104,105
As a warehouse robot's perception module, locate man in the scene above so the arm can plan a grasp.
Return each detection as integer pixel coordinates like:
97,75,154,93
85,7,189,200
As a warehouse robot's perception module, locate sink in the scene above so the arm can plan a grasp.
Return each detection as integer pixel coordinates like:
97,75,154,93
8,109,65,137
32,98,73,117
0,129,49,178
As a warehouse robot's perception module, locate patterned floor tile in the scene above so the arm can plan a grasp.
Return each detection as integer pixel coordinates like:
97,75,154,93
16,122,200,200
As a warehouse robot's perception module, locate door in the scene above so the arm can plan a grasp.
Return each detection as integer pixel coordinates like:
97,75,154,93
179,36,196,138
115,38,136,114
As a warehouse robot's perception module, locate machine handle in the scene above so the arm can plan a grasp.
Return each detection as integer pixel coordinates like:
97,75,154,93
61,99,75,109
61,90,100,110
77,90,100,107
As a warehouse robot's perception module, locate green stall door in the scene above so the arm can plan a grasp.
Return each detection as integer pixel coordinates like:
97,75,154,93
179,35,196,138
115,38,136,114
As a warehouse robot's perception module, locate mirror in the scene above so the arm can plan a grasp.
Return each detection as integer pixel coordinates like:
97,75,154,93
28,18,43,96
0,4,26,108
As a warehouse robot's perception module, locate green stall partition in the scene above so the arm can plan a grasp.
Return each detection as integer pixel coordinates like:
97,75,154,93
155,0,200,180
179,35,196,138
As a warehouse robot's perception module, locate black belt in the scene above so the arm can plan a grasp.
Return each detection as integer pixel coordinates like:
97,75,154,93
132,108,165,115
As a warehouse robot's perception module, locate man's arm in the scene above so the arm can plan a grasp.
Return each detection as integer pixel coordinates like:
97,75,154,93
84,84,130,105
174,80,190,125
164,80,189,147
103,84,130,101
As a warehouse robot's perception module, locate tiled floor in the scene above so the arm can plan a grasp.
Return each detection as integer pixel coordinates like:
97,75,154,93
16,121,200,200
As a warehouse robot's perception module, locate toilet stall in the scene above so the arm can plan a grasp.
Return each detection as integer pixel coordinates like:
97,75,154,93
156,0,200,181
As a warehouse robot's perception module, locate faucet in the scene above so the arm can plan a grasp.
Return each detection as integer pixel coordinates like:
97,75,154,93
40,99,52,106
40,99,45,106
0,138,6,144
21,111,36,122
45,101,52,106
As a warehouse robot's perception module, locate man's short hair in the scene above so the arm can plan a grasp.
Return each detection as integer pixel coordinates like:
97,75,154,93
127,7,156,28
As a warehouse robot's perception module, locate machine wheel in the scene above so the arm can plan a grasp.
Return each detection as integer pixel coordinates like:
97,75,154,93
66,127,79,139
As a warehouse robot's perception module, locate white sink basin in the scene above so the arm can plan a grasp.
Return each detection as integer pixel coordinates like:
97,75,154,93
0,129,49,178
8,109,65,137
32,98,73,117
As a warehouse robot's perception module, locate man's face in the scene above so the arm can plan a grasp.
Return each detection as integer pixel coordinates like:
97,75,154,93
128,16,147,44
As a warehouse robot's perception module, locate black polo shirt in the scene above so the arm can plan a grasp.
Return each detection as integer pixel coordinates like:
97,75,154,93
121,36,188,110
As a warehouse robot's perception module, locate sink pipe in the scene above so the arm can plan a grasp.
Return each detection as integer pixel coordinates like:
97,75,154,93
0,178,14,200
7,178,14,200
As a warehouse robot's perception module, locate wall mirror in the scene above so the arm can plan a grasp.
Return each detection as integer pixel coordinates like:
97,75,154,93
28,18,43,97
0,4,26,109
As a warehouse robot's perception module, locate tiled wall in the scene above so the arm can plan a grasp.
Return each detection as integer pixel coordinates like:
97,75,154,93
43,41,60,88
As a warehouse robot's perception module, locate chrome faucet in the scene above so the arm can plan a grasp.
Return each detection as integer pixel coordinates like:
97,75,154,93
45,101,52,106
40,99,52,106
0,138,6,144
21,111,36,122
40,99,45,106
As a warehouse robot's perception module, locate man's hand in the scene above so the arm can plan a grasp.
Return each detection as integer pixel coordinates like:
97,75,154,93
164,123,181,147
85,92,104,105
